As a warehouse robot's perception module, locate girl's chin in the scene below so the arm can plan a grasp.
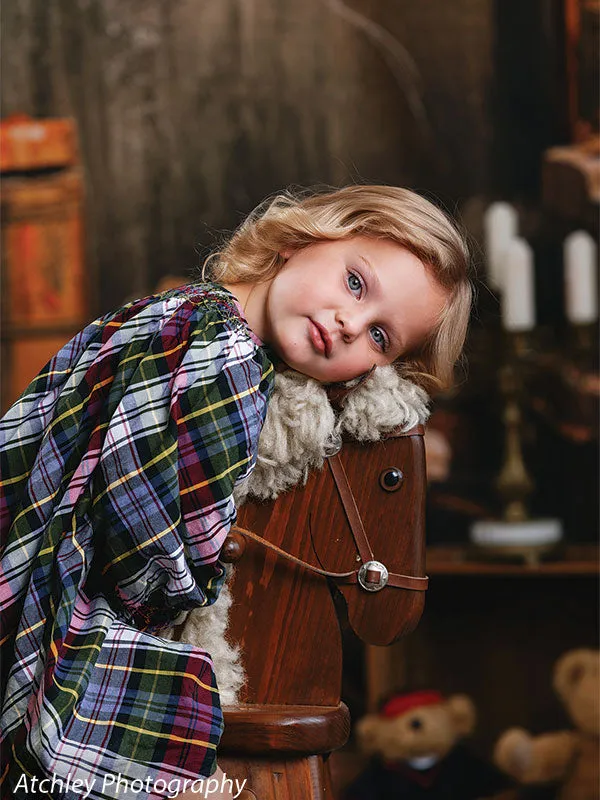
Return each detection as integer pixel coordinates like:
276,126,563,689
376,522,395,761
295,364,354,384
276,341,355,382
280,358,327,382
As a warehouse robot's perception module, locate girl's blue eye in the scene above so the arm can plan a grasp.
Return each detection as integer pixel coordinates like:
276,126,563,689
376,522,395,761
370,326,387,351
347,273,362,295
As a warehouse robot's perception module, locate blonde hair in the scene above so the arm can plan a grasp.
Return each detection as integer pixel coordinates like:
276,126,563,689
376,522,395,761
203,185,472,394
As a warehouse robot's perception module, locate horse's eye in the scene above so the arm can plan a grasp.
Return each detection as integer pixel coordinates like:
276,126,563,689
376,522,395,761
410,717,422,730
379,468,404,492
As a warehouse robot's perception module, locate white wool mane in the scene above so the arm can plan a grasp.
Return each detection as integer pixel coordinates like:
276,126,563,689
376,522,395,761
161,580,244,707
160,367,429,704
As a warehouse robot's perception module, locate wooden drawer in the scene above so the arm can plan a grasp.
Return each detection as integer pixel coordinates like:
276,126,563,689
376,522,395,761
1,170,87,329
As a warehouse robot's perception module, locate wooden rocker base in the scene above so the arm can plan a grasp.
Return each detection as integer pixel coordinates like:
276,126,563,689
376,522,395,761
219,704,350,799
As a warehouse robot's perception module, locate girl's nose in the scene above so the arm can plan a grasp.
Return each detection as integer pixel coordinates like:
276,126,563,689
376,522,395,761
336,310,362,342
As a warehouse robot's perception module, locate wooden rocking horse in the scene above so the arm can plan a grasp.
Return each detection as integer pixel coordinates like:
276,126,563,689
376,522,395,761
213,423,428,799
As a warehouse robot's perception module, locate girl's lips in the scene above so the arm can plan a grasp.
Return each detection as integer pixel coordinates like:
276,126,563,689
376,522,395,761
309,320,332,357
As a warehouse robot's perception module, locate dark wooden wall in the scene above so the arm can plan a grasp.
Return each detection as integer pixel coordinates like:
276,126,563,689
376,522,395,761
2,0,501,312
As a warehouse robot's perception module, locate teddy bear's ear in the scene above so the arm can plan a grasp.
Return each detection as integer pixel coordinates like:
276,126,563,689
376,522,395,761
355,715,388,755
553,649,599,702
446,694,476,737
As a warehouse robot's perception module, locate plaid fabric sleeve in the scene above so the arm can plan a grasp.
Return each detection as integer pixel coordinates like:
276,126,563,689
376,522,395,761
0,286,274,798
91,293,273,627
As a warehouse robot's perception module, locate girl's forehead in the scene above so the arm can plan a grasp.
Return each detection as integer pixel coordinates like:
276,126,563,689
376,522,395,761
348,235,418,261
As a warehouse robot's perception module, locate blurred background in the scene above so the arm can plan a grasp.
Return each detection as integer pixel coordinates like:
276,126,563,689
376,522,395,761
1,0,598,795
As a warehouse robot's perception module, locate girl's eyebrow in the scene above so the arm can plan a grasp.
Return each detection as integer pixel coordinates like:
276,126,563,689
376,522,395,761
358,254,377,287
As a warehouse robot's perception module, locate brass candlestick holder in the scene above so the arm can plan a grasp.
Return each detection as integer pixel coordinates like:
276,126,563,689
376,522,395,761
470,331,563,565
495,336,534,523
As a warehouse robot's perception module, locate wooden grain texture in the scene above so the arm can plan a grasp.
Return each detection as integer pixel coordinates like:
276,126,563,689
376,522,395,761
230,430,426,707
230,496,344,707
0,115,78,171
216,430,426,797
1,171,86,328
217,754,330,800
220,704,350,755
427,544,600,575
1,162,88,410
335,435,426,645
1,0,496,313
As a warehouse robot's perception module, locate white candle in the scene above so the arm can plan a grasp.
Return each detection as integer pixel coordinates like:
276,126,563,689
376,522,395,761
484,202,518,291
502,238,535,331
564,231,598,324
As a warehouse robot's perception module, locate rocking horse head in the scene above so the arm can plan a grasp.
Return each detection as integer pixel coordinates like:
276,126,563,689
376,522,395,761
231,365,428,640
166,366,430,706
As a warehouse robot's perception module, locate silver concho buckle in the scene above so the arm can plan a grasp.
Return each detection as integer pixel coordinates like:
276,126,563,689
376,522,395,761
357,560,389,592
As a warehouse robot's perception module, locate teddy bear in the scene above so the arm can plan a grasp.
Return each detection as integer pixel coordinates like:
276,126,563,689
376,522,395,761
342,689,510,799
494,649,599,800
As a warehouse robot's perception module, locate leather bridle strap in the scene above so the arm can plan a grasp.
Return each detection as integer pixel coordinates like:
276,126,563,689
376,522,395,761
327,453,374,564
326,450,428,592
230,524,356,580
228,425,428,592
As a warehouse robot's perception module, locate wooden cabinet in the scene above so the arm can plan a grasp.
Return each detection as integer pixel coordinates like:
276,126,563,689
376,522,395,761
1,116,88,412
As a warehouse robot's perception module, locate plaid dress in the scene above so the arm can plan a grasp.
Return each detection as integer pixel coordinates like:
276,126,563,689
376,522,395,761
0,283,274,798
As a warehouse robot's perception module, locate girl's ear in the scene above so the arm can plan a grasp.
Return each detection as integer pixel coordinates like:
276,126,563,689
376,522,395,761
280,248,294,261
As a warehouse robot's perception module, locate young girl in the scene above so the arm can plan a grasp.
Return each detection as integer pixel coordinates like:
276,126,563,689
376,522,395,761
0,185,471,798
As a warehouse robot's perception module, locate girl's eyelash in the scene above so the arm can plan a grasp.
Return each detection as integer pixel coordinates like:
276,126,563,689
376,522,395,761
347,270,364,296
370,326,390,353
